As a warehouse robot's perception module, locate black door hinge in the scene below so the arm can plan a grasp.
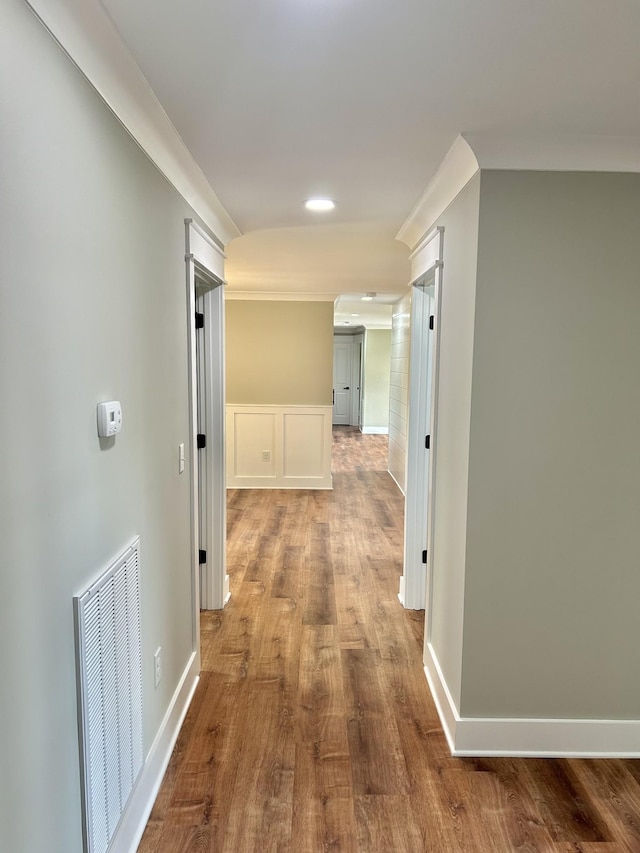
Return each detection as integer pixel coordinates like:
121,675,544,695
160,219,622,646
425,434,430,449
422,549,428,564
195,312,204,329
199,549,207,564
429,315,434,330
197,433,206,449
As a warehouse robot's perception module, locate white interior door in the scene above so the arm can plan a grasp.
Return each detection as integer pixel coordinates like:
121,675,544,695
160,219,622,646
333,339,353,424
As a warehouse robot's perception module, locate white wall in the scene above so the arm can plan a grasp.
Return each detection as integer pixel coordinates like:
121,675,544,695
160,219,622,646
0,2,202,848
388,293,412,492
461,170,640,720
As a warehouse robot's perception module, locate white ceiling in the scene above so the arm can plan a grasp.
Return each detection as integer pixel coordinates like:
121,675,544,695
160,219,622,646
334,294,395,330
101,0,640,295
224,222,409,298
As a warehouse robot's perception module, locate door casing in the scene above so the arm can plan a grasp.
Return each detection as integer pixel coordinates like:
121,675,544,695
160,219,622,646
400,227,444,622
185,219,229,627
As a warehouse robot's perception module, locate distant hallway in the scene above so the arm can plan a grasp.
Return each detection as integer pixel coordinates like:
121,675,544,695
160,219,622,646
139,428,640,852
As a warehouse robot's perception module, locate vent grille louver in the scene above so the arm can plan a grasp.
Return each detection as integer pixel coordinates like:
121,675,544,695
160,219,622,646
74,537,143,853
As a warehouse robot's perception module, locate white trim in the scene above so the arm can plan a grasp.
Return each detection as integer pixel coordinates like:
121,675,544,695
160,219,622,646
184,229,201,647
360,426,388,435
225,291,338,302
397,132,640,253
186,221,228,611
424,260,444,639
423,643,458,754
200,285,229,609
401,283,432,610
465,131,640,174
387,468,405,496
424,643,640,758
409,226,445,264
226,405,333,490
186,219,226,268
401,230,444,613
24,0,239,245
350,334,364,428
397,574,406,607
108,651,200,853
397,136,479,250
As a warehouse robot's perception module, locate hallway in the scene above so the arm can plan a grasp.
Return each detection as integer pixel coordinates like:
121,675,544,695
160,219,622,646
139,429,640,852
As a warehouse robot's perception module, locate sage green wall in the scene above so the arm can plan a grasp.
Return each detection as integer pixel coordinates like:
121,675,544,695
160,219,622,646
461,170,640,719
226,301,334,405
0,2,199,849
362,330,392,430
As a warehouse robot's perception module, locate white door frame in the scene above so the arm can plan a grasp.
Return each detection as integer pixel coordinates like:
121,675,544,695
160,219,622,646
185,219,229,624
350,333,364,427
399,227,444,613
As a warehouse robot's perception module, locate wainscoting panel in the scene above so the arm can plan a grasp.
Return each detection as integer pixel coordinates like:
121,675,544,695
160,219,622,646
233,412,276,478
227,405,333,489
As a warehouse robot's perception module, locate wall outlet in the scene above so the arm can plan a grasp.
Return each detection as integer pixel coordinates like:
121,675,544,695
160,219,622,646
262,450,271,462
154,647,162,688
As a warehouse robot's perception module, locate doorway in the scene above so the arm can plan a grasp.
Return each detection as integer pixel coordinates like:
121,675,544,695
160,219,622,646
332,338,353,424
400,226,443,619
332,335,363,426
185,220,230,624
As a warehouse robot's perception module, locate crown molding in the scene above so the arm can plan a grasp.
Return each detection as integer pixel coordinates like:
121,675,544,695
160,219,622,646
397,132,640,252
466,132,640,173
24,0,240,246
396,135,479,251
225,291,337,302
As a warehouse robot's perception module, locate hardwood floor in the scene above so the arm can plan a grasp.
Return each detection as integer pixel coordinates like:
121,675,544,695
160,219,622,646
139,427,640,852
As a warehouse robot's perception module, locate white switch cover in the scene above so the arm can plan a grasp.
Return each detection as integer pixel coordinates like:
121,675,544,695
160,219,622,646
178,443,185,474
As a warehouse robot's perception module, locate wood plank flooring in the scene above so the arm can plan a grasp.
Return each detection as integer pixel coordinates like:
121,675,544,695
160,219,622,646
139,427,640,852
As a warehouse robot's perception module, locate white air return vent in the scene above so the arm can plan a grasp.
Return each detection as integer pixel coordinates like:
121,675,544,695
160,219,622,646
74,537,143,853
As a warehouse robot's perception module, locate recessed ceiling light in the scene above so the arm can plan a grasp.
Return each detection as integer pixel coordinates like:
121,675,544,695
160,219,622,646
351,313,360,317
304,198,335,212
361,292,376,302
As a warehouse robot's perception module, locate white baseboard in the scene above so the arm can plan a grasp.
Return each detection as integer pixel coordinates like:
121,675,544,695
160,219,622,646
387,469,405,496
110,650,200,852
361,426,389,435
229,479,333,490
398,575,406,606
423,642,640,758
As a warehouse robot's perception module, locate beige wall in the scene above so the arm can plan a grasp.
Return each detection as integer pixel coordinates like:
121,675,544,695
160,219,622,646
362,329,392,430
226,301,333,405
461,170,640,720
388,293,412,491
